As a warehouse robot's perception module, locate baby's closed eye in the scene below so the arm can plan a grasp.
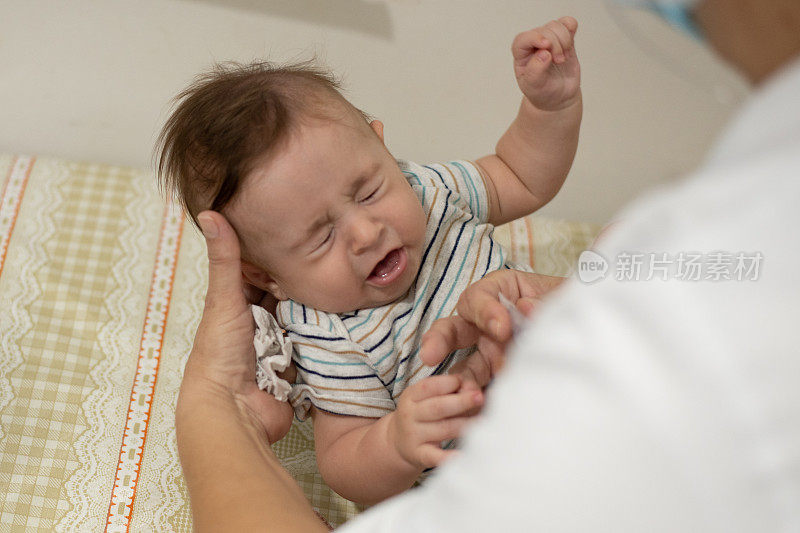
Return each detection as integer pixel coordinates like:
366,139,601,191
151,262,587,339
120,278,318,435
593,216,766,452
315,226,334,249
357,178,384,203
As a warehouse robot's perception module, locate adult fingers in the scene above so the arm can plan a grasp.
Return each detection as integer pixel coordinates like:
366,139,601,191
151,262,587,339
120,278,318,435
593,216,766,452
455,271,564,343
451,345,500,390
516,296,541,316
458,370,483,392
516,272,566,301
457,283,515,343
454,354,491,391
419,315,479,366
197,211,247,313
476,335,507,376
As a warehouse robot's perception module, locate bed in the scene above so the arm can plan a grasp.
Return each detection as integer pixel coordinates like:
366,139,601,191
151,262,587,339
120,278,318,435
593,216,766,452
0,154,599,531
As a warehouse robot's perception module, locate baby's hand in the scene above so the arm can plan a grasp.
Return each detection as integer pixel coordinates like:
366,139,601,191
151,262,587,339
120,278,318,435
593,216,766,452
388,374,483,469
512,17,581,111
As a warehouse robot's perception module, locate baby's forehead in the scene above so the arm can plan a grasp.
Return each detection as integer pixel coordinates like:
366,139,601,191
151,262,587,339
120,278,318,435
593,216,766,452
232,190,300,245
294,105,373,141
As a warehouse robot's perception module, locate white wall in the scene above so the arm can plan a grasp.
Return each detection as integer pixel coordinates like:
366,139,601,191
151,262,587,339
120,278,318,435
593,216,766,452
0,0,748,224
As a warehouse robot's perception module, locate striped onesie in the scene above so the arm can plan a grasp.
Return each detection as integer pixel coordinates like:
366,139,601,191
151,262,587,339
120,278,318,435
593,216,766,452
276,159,529,420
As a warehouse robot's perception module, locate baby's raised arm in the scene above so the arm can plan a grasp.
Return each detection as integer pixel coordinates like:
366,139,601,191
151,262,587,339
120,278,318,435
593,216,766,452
477,17,582,226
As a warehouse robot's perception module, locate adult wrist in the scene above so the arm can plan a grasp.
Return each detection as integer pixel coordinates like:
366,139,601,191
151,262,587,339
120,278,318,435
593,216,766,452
176,374,269,443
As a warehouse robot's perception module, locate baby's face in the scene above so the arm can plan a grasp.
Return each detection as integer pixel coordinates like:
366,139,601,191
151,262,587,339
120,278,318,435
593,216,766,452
227,114,427,314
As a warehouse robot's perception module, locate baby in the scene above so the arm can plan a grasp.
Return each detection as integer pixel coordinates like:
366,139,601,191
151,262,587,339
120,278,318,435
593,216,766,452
157,17,581,505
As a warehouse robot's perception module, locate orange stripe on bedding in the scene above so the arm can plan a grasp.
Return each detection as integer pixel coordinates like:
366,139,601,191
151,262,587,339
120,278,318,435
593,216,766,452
508,219,518,264
105,204,184,533
0,156,35,281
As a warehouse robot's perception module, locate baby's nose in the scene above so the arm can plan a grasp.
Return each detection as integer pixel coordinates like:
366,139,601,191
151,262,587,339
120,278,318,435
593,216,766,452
349,213,384,253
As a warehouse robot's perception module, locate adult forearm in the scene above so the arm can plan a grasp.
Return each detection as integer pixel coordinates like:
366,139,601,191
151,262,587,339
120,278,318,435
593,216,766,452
317,413,423,506
496,92,582,207
175,379,326,532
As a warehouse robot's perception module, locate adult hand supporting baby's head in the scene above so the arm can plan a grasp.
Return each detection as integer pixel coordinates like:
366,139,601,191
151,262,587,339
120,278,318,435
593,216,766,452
179,210,294,444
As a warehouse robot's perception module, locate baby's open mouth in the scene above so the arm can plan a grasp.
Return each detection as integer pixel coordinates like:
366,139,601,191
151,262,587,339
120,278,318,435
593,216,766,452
367,248,407,286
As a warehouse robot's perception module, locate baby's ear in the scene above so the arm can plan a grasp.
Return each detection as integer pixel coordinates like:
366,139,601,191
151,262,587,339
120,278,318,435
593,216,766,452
241,260,288,301
369,120,385,143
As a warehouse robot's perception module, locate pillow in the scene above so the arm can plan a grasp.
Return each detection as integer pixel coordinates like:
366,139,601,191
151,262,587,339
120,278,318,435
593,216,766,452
0,154,599,530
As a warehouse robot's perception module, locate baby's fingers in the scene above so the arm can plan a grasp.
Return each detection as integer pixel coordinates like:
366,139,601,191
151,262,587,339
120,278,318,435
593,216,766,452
544,20,575,63
417,388,483,422
511,29,550,65
418,445,458,469
403,374,463,402
558,16,578,35
421,415,475,445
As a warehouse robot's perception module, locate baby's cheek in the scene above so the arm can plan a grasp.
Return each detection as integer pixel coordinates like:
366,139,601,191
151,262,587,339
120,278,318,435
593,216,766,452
410,203,427,242
323,266,357,297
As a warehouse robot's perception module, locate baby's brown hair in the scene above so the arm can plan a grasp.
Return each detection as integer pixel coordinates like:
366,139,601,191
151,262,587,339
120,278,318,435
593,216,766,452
155,60,369,229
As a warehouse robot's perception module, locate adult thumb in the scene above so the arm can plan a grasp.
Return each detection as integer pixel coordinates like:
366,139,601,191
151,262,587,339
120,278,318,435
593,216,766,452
196,210,246,309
